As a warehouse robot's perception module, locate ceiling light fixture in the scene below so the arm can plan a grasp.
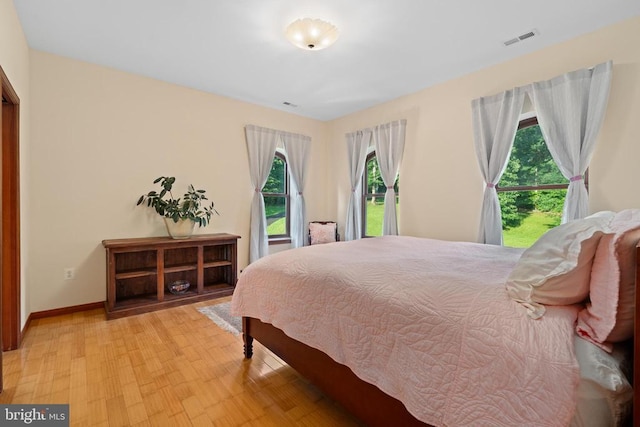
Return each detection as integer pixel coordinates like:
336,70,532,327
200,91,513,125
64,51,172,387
285,18,339,51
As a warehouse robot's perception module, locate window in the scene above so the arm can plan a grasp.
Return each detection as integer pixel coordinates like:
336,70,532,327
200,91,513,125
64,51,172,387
362,151,399,237
498,117,581,247
264,151,290,241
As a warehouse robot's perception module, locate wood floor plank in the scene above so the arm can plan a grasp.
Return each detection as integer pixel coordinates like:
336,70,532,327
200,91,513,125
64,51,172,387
85,400,108,426
1,298,362,426
126,401,149,425
105,395,131,426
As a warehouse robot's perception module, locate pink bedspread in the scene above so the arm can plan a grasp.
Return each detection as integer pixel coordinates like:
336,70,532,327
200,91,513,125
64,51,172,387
231,236,581,426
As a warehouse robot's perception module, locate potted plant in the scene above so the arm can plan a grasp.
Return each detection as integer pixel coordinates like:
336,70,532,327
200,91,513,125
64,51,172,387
137,176,219,239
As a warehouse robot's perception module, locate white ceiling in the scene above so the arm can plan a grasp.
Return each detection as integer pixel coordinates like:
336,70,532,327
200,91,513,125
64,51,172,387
13,0,640,121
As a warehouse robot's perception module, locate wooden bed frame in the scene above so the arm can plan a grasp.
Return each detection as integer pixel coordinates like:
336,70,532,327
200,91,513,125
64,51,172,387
240,247,640,426
241,316,427,426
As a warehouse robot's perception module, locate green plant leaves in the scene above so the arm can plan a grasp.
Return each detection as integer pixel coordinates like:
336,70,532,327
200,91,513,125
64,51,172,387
136,176,219,227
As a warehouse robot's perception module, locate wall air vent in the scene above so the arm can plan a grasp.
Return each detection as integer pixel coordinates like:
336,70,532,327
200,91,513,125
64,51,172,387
503,29,538,47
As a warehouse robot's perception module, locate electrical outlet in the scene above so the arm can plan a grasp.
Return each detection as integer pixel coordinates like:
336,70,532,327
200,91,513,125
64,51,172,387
64,268,75,280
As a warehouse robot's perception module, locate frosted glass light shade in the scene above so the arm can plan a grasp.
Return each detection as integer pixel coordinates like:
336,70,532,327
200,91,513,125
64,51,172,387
285,18,339,51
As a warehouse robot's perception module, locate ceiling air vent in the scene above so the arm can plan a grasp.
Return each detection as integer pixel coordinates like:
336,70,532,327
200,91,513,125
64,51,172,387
503,29,538,47
519,31,536,41
504,38,519,46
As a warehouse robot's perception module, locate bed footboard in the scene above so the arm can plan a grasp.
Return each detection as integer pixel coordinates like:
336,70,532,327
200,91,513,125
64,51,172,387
241,316,429,427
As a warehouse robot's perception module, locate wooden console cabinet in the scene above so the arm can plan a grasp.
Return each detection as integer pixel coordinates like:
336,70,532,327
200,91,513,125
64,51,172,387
103,233,240,319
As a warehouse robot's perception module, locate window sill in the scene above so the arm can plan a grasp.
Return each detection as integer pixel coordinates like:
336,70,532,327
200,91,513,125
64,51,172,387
268,237,291,245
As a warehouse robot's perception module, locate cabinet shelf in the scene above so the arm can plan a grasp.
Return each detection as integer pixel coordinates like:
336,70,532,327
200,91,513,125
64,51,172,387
203,260,232,269
165,264,198,274
115,269,157,280
103,233,240,319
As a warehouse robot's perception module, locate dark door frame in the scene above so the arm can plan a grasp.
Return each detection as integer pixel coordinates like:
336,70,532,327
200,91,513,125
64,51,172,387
1,65,22,364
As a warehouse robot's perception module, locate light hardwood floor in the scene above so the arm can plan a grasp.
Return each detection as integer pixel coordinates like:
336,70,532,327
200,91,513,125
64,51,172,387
0,298,362,426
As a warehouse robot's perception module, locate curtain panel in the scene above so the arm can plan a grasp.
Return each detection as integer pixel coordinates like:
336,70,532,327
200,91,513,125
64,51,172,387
282,131,312,248
529,61,613,222
245,125,279,263
373,119,407,236
472,88,526,245
344,129,372,241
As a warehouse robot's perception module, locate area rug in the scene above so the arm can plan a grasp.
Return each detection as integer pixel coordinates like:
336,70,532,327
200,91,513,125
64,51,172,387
198,302,242,336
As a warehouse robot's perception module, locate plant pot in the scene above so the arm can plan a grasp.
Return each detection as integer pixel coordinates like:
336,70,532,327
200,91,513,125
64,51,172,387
164,218,195,239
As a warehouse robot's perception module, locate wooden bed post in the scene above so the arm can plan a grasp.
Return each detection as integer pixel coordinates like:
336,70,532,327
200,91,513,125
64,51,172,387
242,317,253,358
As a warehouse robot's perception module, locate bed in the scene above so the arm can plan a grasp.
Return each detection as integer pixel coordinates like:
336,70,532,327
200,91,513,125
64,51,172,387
231,212,638,426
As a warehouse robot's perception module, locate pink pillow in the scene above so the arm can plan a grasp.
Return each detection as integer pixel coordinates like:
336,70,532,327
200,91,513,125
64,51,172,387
309,222,337,245
576,209,640,351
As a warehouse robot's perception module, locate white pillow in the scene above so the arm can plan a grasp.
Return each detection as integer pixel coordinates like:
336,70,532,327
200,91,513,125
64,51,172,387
573,336,633,426
506,214,613,319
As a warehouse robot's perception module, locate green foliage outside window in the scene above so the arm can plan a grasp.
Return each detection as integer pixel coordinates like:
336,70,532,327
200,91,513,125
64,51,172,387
264,155,288,237
264,157,285,194
499,122,568,247
364,153,399,237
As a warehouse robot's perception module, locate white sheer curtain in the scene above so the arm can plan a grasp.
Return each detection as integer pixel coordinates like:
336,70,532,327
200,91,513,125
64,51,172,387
472,88,526,245
282,131,311,248
344,129,371,241
530,61,612,222
372,120,407,236
245,125,278,263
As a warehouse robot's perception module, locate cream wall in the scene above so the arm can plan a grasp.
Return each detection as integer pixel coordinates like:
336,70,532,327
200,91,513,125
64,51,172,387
0,0,31,327
328,16,640,243
28,51,329,312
